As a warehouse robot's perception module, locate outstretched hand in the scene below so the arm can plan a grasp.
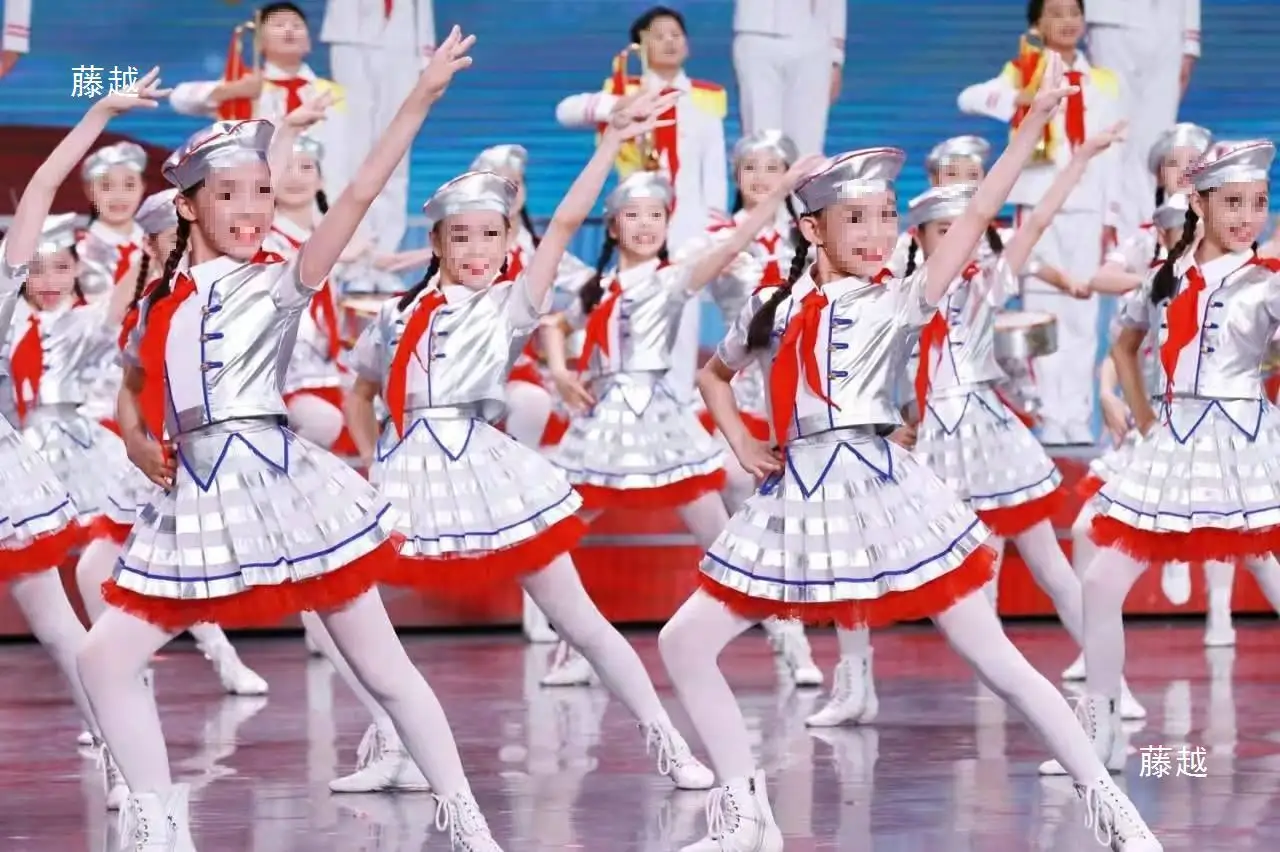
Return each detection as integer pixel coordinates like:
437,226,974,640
1081,121,1127,157
782,154,827,193
93,66,171,116
285,91,335,131
603,88,680,144
417,25,476,101
1028,51,1076,118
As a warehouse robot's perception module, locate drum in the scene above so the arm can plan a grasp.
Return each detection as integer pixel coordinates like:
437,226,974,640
994,310,1057,362
340,294,394,346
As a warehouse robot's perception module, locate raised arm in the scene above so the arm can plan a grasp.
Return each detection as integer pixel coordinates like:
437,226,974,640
7,67,169,266
300,27,474,289
524,89,680,309
267,93,333,189
924,52,1074,305
1004,122,1126,274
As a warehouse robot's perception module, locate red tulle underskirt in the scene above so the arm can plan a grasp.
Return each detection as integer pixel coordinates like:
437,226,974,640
1076,474,1105,500
975,486,1067,537
698,543,998,629
0,522,86,582
696,410,771,441
392,515,588,609
100,535,404,631
87,516,132,544
283,386,358,456
1090,515,1280,565
507,362,544,389
576,469,727,511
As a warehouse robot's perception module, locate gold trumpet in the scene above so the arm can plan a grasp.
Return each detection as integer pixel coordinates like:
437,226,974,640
218,13,261,120
615,42,661,172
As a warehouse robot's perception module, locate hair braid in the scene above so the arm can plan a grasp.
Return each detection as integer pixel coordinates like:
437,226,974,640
746,232,809,350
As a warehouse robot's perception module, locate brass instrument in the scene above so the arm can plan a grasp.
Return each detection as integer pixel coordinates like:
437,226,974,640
217,12,262,120
619,42,661,172
1013,30,1052,163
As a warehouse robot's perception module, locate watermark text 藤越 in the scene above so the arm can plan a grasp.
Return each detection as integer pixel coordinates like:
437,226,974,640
70,66,140,98
1138,745,1208,778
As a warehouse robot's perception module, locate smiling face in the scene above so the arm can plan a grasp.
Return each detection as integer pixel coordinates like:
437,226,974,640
931,157,984,188
800,191,900,280
275,151,322,210
1034,0,1084,51
259,7,310,64
86,165,145,227
1158,146,1202,195
178,161,274,262
431,210,512,290
737,150,788,208
1195,181,1271,255
610,197,669,262
916,219,955,258
25,247,79,307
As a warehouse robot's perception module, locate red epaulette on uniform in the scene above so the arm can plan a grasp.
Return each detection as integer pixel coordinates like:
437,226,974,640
690,79,724,93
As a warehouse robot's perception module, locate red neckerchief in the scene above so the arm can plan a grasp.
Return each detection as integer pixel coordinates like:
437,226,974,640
267,78,307,113
505,245,524,280
119,278,160,350
913,261,980,419
1064,70,1086,150
756,231,784,288
113,242,138,285
579,276,622,370
385,288,447,436
11,314,42,425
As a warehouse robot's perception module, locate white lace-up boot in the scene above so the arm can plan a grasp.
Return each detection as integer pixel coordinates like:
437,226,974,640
329,722,431,793
764,619,823,687
117,784,197,851
195,637,268,696
1039,695,1125,775
100,742,129,811
1078,775,1163,850
642,717,715,789
805,652,878,727
1062,653,1086,680
433,790,504,851
679,770,783,852
539,641,595,687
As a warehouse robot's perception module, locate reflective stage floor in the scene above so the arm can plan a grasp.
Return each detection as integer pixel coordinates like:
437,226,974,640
1,621,1277,851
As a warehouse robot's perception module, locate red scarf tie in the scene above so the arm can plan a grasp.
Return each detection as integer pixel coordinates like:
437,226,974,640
268,78,308,113
113,242,138,285
11,314,42,425
310,282,343,361
756,231,784,288
913,262,980,419
769,289,840,444
1064,70,1086,150
1159,266,1207,403
138,272,197,439
579,278,622,370
385,289,446,436
506,246,525,280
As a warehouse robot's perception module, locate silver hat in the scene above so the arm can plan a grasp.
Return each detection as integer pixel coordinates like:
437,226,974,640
162,120,275,191
1187,140,1275,192
794,147,905,213
1147,123,1213,175
135,189,179,236
905,183,976,229
422,171,519,232
470,144,528,176
81,141,147,182
293,133,324,163
731,130,799,171
603,171,674,219
924,135,990,173
36,213,80,256
1152,193,1191,231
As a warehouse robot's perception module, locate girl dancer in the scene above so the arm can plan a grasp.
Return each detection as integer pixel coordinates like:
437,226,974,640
1079,139,1280,778
683,129,823,689
537,155,820,689
73,188,269,768
661,54,1161,852
76,34,509,852
345,90,716,792
808,123,1146,730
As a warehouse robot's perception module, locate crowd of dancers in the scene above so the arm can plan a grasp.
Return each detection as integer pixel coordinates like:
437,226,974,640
2,0,1280,849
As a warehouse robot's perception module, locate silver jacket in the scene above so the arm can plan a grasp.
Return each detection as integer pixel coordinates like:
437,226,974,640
917,257,1015,396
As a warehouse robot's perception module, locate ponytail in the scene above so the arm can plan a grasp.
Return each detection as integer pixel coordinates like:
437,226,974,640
131,252,151,307
1151,209,1199,304
579,234,617,314
984,224,1004,257
904,238,920,277
519,207,541,248
398,255,440,311
747,232,810,350
315,190,330,215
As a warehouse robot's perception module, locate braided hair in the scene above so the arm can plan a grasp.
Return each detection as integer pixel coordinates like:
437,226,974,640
1155,186,1166,209
519,207,541,248
1151,207,1200,304
397,256,440,311
985,224,1004,256
746,231,811,350
903,237,920,276
578,235,617,314
144,182,203,306
315,190,330,215
132,252,151,304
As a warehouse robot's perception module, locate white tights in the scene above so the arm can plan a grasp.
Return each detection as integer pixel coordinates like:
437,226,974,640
504,381,554,449
286,394,345,449
75,536,241,664
78,588,472,797
1083,547,1280,698
661,588,1109,784
10,566,98,732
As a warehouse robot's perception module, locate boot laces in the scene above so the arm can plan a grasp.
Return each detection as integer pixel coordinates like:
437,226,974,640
778,628,815,670
643,720,693,776
354,725,386,771
434,792,491,849
1080,780,1144,849
704,785,742,840
831,658,856,703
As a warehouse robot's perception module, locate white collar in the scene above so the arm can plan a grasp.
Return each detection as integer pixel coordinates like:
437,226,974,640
643,69,690,92
271,214,311,245
88,220,144,247
611,257,663,285
1196,250,1255,283
185,255,243,294
263,61,315,81
792,269,889,303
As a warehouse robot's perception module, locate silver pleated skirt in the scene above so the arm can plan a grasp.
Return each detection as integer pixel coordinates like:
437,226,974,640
20,405,149,525
374,413,582,559
0,413,78,555
914,384,1062,513
548,371,724,493
113,418,398,600
701,427,993,610
1086,428,1141,484
1094,398,1280,535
